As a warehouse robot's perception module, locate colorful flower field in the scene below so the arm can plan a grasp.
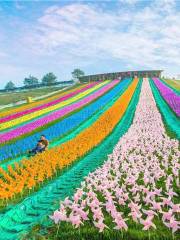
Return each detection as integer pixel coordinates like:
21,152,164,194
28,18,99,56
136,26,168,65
0,77,179,240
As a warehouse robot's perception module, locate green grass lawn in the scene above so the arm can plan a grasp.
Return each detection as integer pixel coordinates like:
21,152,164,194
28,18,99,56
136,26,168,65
0,86,67,105
163,79,180,91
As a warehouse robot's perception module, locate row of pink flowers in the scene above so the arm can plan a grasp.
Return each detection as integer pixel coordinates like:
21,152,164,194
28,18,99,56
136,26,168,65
0,80,119,143
50,79,180,234
0,82,98,124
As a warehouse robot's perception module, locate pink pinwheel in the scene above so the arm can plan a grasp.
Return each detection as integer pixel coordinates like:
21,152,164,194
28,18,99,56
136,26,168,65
130,186,139,195
164,216,180,233
161,210,173,222
92,208,104,221
140,216,156,230
128,201,142,212
50,210,67,224
113,212,128,231
104,200,116,214
151,201,162,211
161,197,172,207
63,197,72,206
146,191,156,199
171,203,180,213
142,209,157,218
88,199,100,210
78,209,89,221
122,192,129,201
93,219,108,232
76,188,84,197
118,197,126,206
73,193,81,203
166,188,178,198
86,190,96,198
69,214,83,228
142,186,150,194
128,210,142,223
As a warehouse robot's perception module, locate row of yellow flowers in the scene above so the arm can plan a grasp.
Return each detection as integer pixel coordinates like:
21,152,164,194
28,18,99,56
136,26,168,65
0,81,108,131
0,83,87,118
0,79,138,201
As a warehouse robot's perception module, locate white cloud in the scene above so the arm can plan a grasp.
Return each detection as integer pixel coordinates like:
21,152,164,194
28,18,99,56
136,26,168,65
23,1,179,76
0,0,179,85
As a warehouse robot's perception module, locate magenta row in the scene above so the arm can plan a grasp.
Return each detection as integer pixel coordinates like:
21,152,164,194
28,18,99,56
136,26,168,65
0,82,99,124
0,80,119,144
153,78,180,117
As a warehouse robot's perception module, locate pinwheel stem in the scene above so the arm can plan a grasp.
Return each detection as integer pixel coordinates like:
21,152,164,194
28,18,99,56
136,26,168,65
56,223,60,238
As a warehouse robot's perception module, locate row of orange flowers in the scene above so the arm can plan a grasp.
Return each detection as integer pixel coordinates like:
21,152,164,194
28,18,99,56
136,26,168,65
0,83,87,118
0,79,138,201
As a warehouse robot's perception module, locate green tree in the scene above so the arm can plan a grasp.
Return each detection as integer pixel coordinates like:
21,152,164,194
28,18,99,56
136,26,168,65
42,72,57,85
24,75,39,86
72,69,85,81
5,81,16,90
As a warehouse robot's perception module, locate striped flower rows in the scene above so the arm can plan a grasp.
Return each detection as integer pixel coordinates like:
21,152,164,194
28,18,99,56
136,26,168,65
0,81,117,143
0,82,98,124
0,79,138,202
0,81,108,131
0,79,131,162
0,84,86,118
50,79,180,236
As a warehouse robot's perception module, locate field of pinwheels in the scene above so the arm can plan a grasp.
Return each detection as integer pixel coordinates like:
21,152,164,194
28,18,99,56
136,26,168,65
0,77,179,240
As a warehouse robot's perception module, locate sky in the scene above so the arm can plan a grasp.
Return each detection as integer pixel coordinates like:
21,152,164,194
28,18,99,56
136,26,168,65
0,0,180,88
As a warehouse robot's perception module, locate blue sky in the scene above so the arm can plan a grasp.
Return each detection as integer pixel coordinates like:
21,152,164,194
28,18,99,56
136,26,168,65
0,0,179,88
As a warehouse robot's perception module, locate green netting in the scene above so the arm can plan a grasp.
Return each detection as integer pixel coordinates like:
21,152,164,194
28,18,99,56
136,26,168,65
149,79,180,139
0,80,142,240
1,79,132,171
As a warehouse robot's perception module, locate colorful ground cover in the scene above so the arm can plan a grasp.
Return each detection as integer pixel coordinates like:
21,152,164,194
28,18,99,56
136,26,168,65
0,78,141,240
0,81,108,132
0,82,98,124
150,79,180,139
48,79,180,239
0,83,86,118
0,78,131,163
0,81,117,143
0,78,138,202
0,77,179,240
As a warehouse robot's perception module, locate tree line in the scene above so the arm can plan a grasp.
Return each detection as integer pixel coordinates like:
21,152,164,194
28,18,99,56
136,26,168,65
4,69,85,90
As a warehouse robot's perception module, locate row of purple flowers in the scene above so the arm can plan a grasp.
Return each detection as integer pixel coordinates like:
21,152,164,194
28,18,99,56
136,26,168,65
153,78,180,117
